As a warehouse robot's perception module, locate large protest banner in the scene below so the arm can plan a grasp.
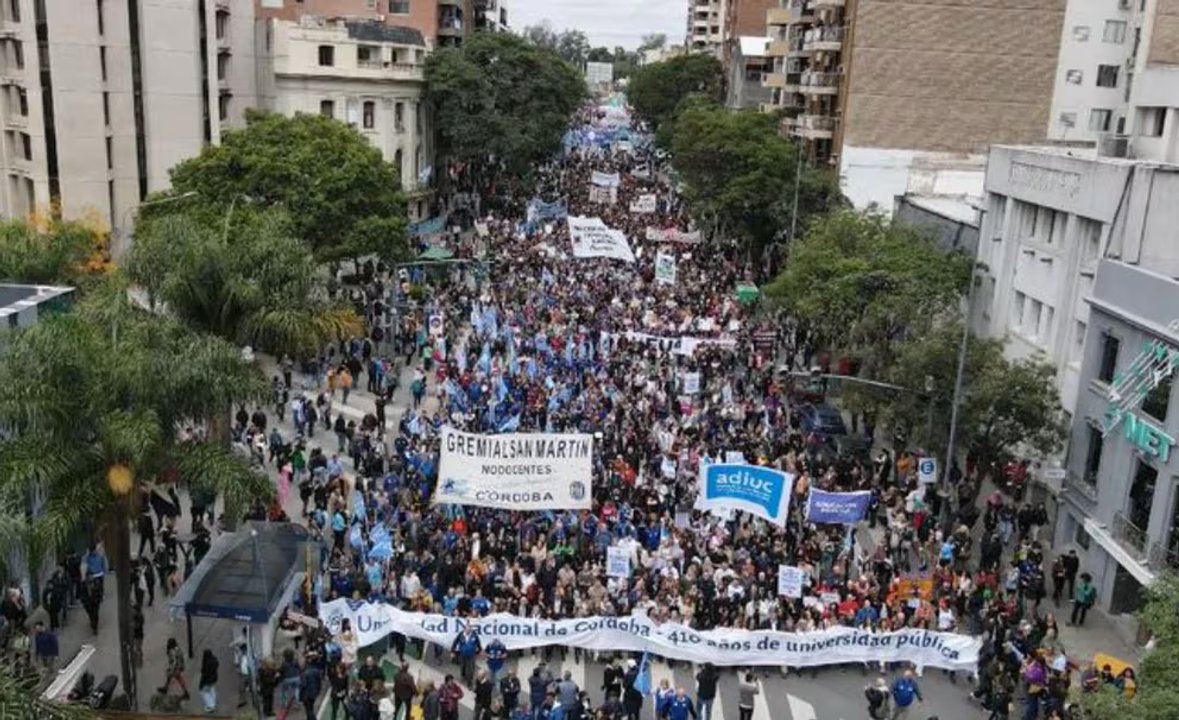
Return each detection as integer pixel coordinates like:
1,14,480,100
320,600,982,671
435,427,593,510
696,463,794,526
591,171,622,188
588,186,618,205
805,489,872,524
527,198,568,222
567,216,636,263
629,194,656,214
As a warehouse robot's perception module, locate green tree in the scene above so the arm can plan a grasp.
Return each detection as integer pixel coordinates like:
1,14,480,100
884,323,1067,463
666,106,840,258
127,207,363,359
627,53,724,130
165,111,407,263
638,33,668,52
0,279,271,709
0,217,107,285
1078,574,1179,720
587,46,614,63
764,209,971,374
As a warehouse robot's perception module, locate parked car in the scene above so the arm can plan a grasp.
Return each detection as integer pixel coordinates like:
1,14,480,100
796,403,848,438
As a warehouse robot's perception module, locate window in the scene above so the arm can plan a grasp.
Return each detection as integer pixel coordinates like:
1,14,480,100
1079,218,1101,264
1066,69,1083,84
394,101,404,131
1060,112,1077,128
1074,320,1087,361
357,45,379,66
1043,306,1055,340
7,0,18,23
105,136,112,169
1089,108,1112,132
1073,25,1090,41
1143,374,1173,424
13,40,23,70
320,99,334,118
1104,20,1127,43
415,102,422,133
362,100,375,129
1129,459,1158,532
389,0,411,12
1012,291,1026,331
318,45,335,67
99,46,107,81
1098,331,1120,383
215,11,228,40
96,0,103,35
1141,107,1167,138
102,91,110,125
217,52,229,81
1097,64,1119,88
394,148,403,176
15,86,25,115
218,93,230,121
1028,299,1043,338
1084,425,1104,485
19,131,29,160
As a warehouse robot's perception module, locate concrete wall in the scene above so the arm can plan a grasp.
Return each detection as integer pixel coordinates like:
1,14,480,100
141,0,206,194
1148,0,1179,65
839,146,984,212
894,196,980,257
844,0,1064,153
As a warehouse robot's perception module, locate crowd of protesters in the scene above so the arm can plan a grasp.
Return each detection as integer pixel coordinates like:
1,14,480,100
0,99,1128,720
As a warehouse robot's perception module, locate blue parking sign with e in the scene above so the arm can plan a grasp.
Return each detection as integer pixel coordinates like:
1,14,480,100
918,458,937,484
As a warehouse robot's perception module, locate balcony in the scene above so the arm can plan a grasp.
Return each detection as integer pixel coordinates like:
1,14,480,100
803,26,843,52
1112,511,1149,558
812,0,844,7
793,114,835,139
761,71,786,88
787,38,809,57
799,70,840,94
788,0,815,21
767,38,790,56
767,7,791,25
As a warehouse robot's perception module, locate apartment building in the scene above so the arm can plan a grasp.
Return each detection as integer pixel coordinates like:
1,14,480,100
437,0,509,48
1057,261,1179,617
0,0,256,236
257,16,434,217
725,37,772,110
687,0,725,57
762,0,1064,209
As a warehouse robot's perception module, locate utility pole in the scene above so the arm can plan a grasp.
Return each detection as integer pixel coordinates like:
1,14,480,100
941,207,987,528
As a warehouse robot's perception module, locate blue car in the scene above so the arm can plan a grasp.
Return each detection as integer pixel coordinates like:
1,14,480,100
797,403,848,438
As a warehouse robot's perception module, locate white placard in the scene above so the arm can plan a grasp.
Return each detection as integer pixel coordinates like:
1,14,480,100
629,194,656,214
654,251,677,285
606,546,631,578
591,171,621,188
428,313,443,338
588,185,617,205
434,427,593,510
682,371,700,395
917,457,938,485
567,216,636,263
778,565,805,598
321,600,983,671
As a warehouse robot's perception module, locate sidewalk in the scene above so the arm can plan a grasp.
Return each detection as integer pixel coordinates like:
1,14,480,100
50,351,424,714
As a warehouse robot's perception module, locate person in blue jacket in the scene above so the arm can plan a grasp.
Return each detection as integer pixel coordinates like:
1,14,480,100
668,687,696,720
451,627,482,687
890,670,924,719
655,678,675,719
486,638,508,685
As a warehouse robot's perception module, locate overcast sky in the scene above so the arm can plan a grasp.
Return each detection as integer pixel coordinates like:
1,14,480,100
508,0,687,50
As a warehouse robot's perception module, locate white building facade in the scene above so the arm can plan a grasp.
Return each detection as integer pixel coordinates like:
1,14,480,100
973,145,1179,424
257,17,434,218
687,0,726,57
0,0,256,235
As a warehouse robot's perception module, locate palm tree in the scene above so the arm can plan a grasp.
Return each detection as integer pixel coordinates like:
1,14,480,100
127,207,363,359
0,655,99,719
0,279,272,709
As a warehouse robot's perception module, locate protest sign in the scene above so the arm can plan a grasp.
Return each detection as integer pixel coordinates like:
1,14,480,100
778,565,804,598
567,216,636,263
591,171,621,188
588,186,617,205
428,313,443,338
527,198,568,222
435,427,593,510
805,489,872,524
724,451,747,465
917,457,938,485
654,252,676,285
632,162,651,180
320,599,982,671
696,463,794,526
629,194,656,214
646,227,701,244
682,371,700,395
606,546,631,578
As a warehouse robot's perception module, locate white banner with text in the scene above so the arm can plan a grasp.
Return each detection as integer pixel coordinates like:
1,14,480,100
320,600,981,671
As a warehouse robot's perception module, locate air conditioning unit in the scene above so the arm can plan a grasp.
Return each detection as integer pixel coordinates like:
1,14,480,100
1058,112,1076,128
1098,132,1131,158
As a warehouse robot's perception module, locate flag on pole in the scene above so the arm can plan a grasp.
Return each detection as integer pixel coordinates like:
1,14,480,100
633,651,652,695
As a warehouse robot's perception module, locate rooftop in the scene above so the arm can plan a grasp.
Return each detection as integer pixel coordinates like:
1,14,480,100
738,36,771,58
902,194,981,227
344,19,426,47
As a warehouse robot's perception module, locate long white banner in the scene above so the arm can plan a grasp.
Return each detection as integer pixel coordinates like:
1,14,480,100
567,216,635,263
434,427,593,510
591,171,622,188
320,600,981,671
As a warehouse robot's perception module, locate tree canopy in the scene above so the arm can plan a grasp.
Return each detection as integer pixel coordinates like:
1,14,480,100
884,322,1067,463
764,209,971,373
127,207,363,358
665,105,840,258
0,216,112,285
627,53,724,130
164,111,407,263
425,32,585,182
1078,574,1179,720
521,22,592,67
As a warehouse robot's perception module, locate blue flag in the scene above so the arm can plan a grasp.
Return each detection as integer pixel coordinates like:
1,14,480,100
498,414,521,433
352,492,366,520
633,651,652,695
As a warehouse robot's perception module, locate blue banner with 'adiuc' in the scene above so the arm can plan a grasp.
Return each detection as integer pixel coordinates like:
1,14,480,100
695,463,793,526
805,489,872,524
